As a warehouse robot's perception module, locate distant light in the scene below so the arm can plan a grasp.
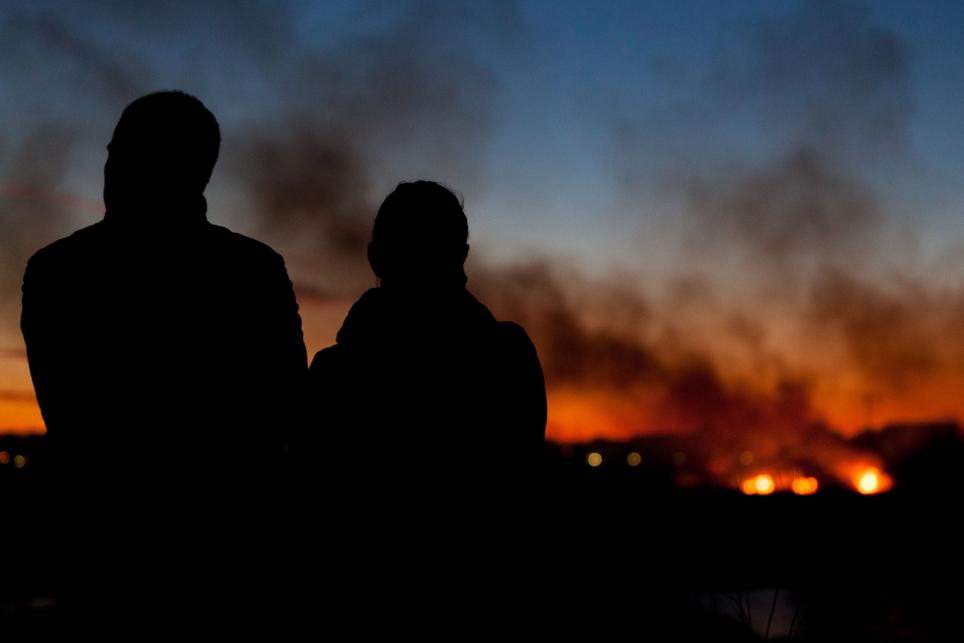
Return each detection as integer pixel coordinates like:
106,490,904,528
587,452,603,467
13,454,26,469
627,452,642,467
0,451,9,465
752,474,775,495
857,468,882,495
739,451,754,466
791,476,819,495
672,452,687,466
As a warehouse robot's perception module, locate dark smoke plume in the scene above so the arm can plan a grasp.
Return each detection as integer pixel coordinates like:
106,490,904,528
679,0,909,278
230,1,513,294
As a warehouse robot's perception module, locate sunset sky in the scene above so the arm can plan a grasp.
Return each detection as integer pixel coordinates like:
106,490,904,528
3,0,964,442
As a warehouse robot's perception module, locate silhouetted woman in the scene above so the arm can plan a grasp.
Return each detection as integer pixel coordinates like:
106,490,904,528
287,180,546,634
302,181,546,498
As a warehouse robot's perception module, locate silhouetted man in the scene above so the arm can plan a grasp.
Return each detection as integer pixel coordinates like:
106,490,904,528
304,181,546,495
20,91,306,627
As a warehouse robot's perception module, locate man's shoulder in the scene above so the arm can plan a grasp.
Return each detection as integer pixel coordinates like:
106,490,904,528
25,222,108,273
204,224,284,265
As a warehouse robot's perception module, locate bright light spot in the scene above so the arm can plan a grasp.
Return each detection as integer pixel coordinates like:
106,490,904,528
753,474,775,495
741,474,775,495
672,452,687,466
587,452,603,467
0,451,9,465
627,452,642,467
791,477,819,495
857,468,882,494
13,454,26,469
739,451,754,466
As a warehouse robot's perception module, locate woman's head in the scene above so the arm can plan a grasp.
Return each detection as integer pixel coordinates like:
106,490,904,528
369,181,469,290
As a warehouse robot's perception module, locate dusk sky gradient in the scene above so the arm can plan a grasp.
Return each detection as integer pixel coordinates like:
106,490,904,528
4,0,964,443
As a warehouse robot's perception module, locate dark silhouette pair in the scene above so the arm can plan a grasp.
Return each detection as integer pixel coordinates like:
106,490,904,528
20,91,546,627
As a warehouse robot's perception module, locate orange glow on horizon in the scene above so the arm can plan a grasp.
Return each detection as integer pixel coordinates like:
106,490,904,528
540,378,964,446
0,400,46,435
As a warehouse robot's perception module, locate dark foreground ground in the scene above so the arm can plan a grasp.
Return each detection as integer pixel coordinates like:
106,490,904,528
2,435,963,639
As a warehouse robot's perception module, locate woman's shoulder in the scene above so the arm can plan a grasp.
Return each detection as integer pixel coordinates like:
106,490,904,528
309,344,345,373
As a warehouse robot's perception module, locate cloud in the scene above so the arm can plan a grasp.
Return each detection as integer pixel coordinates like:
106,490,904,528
808,268,964,393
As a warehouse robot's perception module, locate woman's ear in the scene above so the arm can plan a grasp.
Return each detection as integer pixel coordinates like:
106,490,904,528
461,243,470,264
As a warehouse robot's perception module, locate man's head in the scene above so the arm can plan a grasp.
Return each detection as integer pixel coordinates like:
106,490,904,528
368,181,470,290
104,91,220,217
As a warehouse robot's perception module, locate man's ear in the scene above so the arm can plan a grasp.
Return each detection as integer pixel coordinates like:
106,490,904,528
461,243,469,264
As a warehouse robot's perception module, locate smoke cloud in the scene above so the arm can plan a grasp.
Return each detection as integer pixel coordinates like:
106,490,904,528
678,0,909,276
596,0,952,443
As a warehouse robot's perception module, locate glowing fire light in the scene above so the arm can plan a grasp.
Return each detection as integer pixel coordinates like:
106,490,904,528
754,474,775,494
856,467,887,494
586,452,603,467
791,476,819,495
742,473,775,495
